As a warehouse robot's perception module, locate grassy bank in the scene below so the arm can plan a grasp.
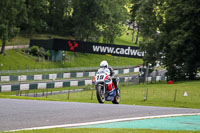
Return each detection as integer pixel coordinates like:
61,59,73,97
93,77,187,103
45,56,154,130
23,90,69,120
0,30,137,47
0,34,73,47
0,30,143,71
2,128,200,133
0,50,142,71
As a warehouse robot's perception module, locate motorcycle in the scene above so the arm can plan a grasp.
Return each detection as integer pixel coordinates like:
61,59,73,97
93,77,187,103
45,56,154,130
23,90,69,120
93,68,120,104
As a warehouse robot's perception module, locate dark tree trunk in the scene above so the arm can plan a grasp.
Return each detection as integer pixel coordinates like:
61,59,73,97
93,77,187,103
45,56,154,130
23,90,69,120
0,38,6,55
135,26,139,44
131,30,134,42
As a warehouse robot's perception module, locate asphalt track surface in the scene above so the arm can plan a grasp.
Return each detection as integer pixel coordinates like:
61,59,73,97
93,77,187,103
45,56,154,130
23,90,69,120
0,98,200,131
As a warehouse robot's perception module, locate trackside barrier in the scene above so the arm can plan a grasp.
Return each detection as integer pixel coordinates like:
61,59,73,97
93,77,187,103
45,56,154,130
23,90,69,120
0,67,138,82
0,75,166,92
0,65,137,74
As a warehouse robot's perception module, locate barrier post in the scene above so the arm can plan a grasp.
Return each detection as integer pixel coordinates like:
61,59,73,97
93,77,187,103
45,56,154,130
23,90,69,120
174,89,177,102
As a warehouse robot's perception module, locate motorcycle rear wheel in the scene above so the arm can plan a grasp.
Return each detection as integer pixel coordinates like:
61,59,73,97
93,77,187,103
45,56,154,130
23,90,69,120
96,84,105,103
112,89,120,104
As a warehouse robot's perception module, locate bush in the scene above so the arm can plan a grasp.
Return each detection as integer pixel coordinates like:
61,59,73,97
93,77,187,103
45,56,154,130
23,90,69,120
30,46,39,56
45,50,50,60
39,47,45,57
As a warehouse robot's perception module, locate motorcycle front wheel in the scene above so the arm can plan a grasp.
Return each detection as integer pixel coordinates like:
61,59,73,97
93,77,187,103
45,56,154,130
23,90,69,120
96,84,105,104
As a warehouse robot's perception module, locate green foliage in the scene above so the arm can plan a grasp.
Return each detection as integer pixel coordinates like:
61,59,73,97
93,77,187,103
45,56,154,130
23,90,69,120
161,0,200,80
100,0,129,44
71,0,100,40
45,50,50,58
131,0,200,81
1,0,199,82
71,0,129,43
30,46,39,56
30,46,48,60
21,0,48,34
47,0,72,34
0,0,26,54
39,47,46,57
0,0,130,43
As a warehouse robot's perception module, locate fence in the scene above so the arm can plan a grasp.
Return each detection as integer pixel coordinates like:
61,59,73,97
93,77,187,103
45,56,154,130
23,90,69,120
121,84,200,104
0,75,166,92
0,67,139,82
0,65,137,75
11,79,200,108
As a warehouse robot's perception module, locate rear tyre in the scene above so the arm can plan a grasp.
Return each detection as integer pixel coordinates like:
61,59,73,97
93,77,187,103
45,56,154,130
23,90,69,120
96,84,105,103
112,89,120,104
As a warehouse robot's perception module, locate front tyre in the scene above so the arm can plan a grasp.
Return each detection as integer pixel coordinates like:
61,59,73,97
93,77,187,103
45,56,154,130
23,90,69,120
96,84,105,103
112,89,120,104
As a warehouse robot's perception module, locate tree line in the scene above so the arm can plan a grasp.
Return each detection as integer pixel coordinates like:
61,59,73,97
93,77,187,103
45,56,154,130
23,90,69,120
0,0,129,54
0,0,199,80
130,0,200,81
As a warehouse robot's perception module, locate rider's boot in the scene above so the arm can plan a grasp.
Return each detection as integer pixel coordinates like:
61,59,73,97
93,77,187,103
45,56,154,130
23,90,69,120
113,78,119,94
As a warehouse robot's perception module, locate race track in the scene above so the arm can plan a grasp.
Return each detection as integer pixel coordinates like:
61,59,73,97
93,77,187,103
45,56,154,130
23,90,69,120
0,98,200,131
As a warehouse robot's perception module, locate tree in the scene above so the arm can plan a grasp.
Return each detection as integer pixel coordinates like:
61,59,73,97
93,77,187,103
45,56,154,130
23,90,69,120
71,0,103,41
100,0,129,44
0,0,25,55
131,0,164,67
160,0,200,80
71,0,128,43
21,0,48,34
133,0,200,80
130,0,141,44
47,0,72,34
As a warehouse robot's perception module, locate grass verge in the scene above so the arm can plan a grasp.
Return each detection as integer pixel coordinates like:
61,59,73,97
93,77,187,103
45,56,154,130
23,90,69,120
2,128,200,133
1,80,200,108
0,49,142,71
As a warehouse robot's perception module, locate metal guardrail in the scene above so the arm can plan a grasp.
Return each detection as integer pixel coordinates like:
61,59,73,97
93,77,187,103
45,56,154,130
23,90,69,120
0,67,139,83
0,75,166,92
0,65,137,75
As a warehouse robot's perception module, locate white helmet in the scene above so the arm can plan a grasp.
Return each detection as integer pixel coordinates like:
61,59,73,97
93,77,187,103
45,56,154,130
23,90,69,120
100,60,108,68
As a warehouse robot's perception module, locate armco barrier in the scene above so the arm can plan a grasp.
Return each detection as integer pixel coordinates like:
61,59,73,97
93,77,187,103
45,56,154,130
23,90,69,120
0,75,166,92
0,79,91,92
0,65,137,74
0,67,139,82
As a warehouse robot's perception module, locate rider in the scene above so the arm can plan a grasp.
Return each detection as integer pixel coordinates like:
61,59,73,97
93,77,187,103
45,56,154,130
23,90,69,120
99,60,118,90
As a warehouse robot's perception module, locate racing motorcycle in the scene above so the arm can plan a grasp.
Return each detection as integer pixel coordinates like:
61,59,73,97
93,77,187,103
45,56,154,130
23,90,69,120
93,68,120,104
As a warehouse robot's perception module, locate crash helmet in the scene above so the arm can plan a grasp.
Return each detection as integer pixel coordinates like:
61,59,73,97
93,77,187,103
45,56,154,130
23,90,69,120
100,60,108,69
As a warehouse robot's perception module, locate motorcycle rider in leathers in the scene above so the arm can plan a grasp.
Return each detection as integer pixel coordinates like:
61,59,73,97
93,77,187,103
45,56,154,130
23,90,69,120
99,60,118,91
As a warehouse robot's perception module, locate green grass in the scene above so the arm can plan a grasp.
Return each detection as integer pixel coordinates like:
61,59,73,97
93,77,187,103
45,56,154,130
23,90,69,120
1,81,200,132
0,33,73,47
0,30,138,47
115,30,142,46
0,50,60,70
1,81,199,108
2,128,200,133
0,31,143,71
0,49,142,71
42,80,200,108
119,80,200,108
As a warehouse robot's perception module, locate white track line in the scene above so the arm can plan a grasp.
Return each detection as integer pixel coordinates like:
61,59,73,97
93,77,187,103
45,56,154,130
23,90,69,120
9,113,200,132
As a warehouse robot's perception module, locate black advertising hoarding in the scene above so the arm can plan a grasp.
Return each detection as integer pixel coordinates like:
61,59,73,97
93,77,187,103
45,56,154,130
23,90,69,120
30,39,54,50
30,39,144,58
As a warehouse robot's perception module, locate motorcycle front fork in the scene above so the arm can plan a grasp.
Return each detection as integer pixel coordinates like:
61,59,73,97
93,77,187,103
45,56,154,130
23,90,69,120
102,83,107,98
